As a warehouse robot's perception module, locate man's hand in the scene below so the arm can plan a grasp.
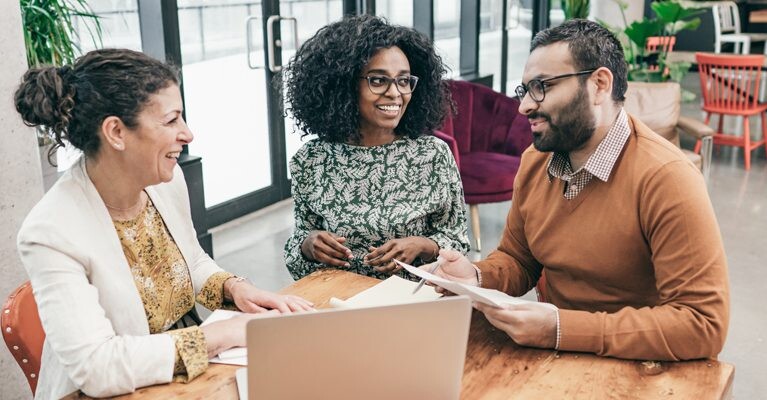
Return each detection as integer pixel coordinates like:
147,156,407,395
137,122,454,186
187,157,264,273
300,230,353,267
474,302,558,349
419,249,478,288
364,236,437,274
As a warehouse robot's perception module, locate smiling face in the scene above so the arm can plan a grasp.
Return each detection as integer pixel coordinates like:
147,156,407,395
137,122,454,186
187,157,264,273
519,43,596,153
357,46,412,138
122,84,192,186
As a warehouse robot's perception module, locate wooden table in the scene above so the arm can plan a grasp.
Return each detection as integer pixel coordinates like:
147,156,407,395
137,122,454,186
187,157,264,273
66,269,734,399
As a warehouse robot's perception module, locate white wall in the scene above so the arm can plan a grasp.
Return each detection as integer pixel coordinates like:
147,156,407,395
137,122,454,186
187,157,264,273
590,0,645,28
0,1,44,399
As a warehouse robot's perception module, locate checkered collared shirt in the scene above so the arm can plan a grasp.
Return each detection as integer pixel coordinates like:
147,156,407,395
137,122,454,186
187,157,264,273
546,109,630,200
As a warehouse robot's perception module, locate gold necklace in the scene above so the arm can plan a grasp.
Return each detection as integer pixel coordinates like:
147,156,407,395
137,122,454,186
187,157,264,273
104,192,146,213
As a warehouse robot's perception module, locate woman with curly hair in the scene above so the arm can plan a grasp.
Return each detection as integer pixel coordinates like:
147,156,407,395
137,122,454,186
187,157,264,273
283,15,470,280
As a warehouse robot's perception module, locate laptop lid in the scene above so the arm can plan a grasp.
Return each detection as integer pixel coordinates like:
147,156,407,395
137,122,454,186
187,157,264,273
245,296,472,400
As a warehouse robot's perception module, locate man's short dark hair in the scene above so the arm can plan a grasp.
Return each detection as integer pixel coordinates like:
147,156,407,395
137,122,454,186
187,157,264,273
530,19,627,103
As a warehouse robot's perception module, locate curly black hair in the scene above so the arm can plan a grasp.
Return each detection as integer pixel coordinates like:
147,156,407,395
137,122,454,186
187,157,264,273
282,14,452,144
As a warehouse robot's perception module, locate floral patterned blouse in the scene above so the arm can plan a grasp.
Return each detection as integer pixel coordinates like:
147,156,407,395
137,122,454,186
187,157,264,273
284,135,470,280
113,197,234,382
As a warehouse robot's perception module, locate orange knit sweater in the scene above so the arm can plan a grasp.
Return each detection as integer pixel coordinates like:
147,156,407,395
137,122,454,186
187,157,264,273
476,115,729,361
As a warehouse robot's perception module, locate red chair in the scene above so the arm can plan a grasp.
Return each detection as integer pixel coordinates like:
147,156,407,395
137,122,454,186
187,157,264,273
645,35,676,53
2,281,45,395
435,80,533,251
695,52,767,170
645,36,676,73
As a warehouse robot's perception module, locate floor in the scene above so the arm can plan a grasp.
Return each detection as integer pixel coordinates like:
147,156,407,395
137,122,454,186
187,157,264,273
209,73,767,399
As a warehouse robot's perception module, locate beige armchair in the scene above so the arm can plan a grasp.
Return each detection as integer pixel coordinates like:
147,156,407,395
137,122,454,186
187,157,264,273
623,81,714,181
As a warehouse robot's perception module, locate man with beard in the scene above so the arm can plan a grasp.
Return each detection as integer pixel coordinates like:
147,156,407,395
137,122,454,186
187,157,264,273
424,19,729,361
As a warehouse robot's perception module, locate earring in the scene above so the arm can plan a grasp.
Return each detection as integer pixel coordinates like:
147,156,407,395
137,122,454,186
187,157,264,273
113,143,123,150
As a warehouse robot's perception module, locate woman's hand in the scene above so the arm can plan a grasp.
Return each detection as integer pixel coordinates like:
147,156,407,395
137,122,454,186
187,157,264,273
225,278,315,313
201,311,280,358
364,236,438,274
301,230,353,267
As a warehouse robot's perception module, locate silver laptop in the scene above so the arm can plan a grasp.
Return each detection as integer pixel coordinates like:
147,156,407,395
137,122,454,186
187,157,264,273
240,296,472,400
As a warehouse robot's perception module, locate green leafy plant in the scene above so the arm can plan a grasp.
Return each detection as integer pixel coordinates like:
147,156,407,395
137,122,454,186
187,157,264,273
19,0,102,148
599,0,703,84
562,0,590,20
20,0,102,67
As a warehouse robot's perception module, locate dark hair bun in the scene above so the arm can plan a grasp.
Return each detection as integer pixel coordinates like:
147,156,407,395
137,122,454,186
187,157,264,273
14,49,179,164
15,66,75,137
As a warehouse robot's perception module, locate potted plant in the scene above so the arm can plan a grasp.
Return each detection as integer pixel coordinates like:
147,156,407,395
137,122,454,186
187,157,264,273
600,0,704,84
562,0,590,20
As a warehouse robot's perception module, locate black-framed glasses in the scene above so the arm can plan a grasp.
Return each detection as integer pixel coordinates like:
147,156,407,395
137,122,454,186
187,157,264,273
515,69,596,102
360,75,420,95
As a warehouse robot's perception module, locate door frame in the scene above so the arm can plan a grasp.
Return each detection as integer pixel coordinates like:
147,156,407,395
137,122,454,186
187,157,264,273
202,0,291,228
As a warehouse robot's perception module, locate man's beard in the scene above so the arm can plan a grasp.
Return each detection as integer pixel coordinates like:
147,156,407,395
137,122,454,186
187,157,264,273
529,89,596,153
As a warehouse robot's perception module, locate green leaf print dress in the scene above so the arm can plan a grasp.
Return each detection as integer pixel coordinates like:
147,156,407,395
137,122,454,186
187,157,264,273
284,135,470,280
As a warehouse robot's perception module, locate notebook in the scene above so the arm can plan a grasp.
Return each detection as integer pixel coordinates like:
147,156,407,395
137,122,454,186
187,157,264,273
240,296,472,400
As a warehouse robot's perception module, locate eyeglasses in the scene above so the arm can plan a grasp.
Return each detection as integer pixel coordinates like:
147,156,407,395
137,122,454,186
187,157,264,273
515,69,596,102
361,75,420,95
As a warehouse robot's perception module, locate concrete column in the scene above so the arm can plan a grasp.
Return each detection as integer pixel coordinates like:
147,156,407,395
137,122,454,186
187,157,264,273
0,2,44,399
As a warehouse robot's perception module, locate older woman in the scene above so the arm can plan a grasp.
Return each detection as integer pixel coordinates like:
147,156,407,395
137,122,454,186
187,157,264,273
14,49,313,399
282,15,470,280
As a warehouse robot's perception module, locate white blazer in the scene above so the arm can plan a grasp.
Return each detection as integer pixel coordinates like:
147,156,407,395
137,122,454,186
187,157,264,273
17,158,224,399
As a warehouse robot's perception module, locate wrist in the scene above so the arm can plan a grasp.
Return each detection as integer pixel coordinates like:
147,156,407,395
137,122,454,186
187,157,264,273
300,234,318,261
200,324,229,358
418,237,440,261
224,276,248,302
553,308,561,350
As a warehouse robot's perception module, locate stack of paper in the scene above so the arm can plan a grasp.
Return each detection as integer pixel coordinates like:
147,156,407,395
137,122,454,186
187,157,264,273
329,275,442,308
393,260,534,307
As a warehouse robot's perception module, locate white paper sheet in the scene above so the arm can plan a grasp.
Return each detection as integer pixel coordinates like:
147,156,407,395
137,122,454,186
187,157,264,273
328,275,442,309
394,259,534,308
236,367,248,399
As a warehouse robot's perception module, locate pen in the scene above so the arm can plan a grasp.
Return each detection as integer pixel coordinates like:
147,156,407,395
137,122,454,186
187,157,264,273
412,258,443,294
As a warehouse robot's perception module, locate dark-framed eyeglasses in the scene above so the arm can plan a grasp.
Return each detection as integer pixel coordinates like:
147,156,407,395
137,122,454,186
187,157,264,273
515,69,596,102
360,75,420,95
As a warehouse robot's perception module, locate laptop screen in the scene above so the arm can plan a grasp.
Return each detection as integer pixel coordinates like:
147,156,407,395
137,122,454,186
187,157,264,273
244,296,472,400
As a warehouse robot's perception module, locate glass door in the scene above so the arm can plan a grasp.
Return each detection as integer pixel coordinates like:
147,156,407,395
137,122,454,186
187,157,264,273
475,0,534,94
434,0,461,78
277,0,344,177
177,0,342,228
549,0,565,28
